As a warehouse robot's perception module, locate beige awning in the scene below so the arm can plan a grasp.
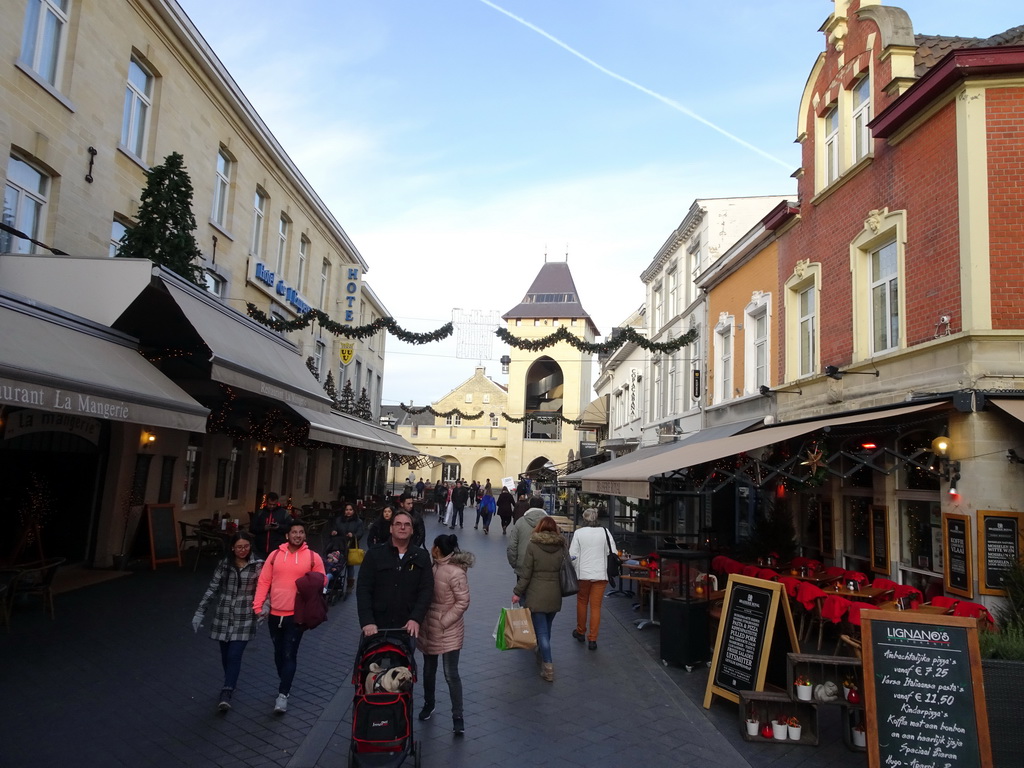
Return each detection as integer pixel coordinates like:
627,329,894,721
0,293,209,431
578,394,608,428
573,402,944,499
288,404,418,455
990,398,1024,425
163,281,333,409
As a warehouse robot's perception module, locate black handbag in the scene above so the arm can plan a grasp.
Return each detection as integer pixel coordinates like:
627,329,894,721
559,550,579,596
605,528,622,581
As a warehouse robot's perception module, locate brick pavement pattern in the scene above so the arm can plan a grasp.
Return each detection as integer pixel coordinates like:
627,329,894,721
2,512,866,767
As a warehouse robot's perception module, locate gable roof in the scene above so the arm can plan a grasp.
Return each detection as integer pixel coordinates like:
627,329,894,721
501,261,599,335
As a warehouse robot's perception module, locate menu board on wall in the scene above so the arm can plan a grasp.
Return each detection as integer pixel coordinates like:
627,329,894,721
703,574,799,708
943,513,973,598
869,505,890,574
978,510,1022,596
862,612,991,768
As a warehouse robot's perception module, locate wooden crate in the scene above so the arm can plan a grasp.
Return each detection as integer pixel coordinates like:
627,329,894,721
786,652,863,703
738,690,819,746
840,703,867,752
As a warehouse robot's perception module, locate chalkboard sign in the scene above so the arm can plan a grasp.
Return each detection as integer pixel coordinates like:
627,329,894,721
819,500,834,555
703,574,799,708
862,612,991,768
145,503,181,570
978,510,1021,596
869,505,889,574
943,513,973,598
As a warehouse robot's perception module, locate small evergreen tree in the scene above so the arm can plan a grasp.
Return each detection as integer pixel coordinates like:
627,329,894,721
118,152,205,287
356,387,373,421
338,380,355,414
323,370,338,403
306,356,318,378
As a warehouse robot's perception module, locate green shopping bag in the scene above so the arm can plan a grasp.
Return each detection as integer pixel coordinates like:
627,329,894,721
493,605,537,651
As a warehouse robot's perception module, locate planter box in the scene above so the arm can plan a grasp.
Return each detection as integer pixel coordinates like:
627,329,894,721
840,703,866,752
786,652,862,703
982,658,1024,768
738,690,818,746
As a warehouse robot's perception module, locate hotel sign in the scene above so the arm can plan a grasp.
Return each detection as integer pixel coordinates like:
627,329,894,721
250,261,313,315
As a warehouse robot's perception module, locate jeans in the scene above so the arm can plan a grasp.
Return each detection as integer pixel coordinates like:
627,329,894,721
531,611,556,663
452,505,464,527
575,580,609,641
421,650,463,718
219,639,248,690
267,615,305,695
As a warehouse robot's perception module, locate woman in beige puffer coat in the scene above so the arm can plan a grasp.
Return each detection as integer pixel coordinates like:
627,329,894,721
418,534,474,735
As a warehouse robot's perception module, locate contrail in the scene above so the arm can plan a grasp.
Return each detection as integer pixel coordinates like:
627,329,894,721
477,0,792,170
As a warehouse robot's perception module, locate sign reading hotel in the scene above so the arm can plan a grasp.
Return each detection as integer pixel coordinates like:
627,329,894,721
249,261,313,315
342,266,361,323
1,379,133,422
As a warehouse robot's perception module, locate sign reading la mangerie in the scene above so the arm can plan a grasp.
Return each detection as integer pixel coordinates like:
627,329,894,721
1,379,132,421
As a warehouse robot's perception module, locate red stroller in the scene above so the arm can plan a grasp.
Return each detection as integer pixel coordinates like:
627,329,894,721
349,629,421,767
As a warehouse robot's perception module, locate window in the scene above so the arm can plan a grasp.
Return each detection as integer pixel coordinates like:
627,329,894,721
667,352,678,415
228,446,242,502
715,320,733,403
482,394,490,404
464,394,473,403
852,75,871,162
824,105,839,186
250,190,266,257
490,414,499,427
652,283,664,331
368,312,377,351
183,436,203,507
211,149,231,228
870,240,899,353
798,287,815,377
667,265,678,319
297,236,309,290
445,414,462,426
319,259,330,309
304,448,317,494
753,313,768,389
743,293,771,394
121,57,153,159
20,0,69,87
276,214,289,276
204,269,225,297
313,340,325,381
109,219,127,257
1,156,48,254
651,358,662,421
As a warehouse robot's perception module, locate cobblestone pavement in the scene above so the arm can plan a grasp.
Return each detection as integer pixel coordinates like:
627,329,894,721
2,512,867,767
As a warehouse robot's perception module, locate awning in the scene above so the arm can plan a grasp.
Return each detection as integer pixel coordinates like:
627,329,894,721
288,404,418,455
573,403,943,499
0,292,209,431
163,281,333,409
578,394,608,428
989,398,1024,424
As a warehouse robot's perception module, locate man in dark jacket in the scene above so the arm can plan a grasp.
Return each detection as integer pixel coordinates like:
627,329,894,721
251,493,292,558
357,510,434,639
397,493,426,549
449,480,469,530
433,481,448,522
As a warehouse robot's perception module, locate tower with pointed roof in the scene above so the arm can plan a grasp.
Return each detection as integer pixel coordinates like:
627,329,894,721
501,260,599,480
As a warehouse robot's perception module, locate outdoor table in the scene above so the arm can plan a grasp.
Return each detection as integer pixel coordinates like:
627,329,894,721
877,600,952,616
621,573,660,629
790,571,842,586
827,583,891,603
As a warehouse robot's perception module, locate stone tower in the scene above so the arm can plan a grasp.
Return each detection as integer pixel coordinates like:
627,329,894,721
501,261,598,480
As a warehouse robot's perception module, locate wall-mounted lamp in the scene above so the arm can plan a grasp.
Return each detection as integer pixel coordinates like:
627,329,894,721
931,435,961,491
258,443,268,453
759,385,803,397
824,365,880,381
140,430,157,447
274,446,285,456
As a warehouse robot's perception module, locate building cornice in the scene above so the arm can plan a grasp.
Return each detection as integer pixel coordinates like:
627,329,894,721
640,201,706,283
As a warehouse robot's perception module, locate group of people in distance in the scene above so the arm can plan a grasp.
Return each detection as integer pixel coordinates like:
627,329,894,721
192,483,617,733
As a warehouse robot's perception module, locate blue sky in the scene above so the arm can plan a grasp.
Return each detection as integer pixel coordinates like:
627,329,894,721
174,0,1020,407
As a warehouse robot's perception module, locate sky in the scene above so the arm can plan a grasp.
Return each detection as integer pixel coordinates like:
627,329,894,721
174,0,1020,408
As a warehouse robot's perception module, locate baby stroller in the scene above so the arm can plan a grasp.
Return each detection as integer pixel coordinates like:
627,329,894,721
323,535,350,606
349,629,420,768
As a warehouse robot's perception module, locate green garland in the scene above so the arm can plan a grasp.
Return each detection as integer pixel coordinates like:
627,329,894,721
246,304,452,344
495,324,698,354
400,403,485,420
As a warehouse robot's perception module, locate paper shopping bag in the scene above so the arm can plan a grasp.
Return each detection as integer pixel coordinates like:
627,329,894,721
500,606,537,651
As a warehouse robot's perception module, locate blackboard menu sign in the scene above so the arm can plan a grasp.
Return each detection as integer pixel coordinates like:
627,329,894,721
978,510,1021,596
144,503,181,569
703,574,799,708
943,513,973,598
862,612,990,768
869,505,890,574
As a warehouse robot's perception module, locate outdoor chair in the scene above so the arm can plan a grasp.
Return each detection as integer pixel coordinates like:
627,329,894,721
757,568,780,581
2,557,66,624
741,564,761,578
824,565,846,580
930,595,958,610
892,584,923,609
178,521,203,558
952,600,996,627
191,530,226,572
870,577,897,591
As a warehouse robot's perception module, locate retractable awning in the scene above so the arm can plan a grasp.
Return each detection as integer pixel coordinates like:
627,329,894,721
162,281,333,409
989,398,1024,425
571,403,943,499
0,292,209,431
578,394,608,428
287,404,418,456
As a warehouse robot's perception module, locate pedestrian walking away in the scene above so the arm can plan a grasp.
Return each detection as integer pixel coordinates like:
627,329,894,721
252,520,326,714
418,534,474,735
356,510,434,641
475,488,496,534
506,496,548,576
568,508,615,649
511,493,530,523
495,487,515,535
449,480,469,530
331,502,364,595
512,516,567,682
192,532,264,711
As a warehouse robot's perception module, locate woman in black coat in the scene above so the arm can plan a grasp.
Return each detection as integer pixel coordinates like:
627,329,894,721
495,489,515,535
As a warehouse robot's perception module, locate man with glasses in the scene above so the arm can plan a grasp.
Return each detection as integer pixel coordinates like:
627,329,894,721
357,510,434,642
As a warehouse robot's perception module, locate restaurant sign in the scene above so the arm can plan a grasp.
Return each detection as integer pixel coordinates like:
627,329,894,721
250,261,313,315
3,408,101,444
0,379,132,423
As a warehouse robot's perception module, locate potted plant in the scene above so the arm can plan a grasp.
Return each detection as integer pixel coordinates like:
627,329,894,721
842,675,858,701
788,715,802,741
772,717,789,740
851,723,867,748
979,557,1024,766
794,673,813,701
745,704,759,736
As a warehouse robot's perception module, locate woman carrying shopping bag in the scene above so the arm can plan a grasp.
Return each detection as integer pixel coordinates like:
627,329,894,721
511,516,566,682
568,508,616,650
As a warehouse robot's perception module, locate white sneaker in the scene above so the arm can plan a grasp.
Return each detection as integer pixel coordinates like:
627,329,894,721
274,693,288,714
